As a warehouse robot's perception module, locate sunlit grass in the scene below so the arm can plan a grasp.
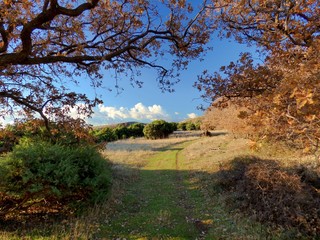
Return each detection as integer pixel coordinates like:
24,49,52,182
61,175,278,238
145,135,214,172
97,136,276,239
1,133,315,239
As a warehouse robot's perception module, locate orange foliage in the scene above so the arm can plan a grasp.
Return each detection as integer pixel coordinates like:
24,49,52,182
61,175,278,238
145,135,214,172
196,0,320,153
0,0,214,127
201,102,254,138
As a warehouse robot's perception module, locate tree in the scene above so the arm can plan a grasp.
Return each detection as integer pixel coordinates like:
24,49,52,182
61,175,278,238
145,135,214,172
143,120,173,139
213,0,319,51
93,126,118,142
0,0,213,130
196,0,320,153
127,123,145,138
177,122,187,130
169,122,178,132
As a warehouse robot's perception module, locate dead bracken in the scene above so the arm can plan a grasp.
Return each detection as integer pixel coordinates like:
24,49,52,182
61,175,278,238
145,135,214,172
217,156,320,237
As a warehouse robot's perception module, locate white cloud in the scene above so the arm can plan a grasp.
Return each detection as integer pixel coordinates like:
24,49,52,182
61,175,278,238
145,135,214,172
0,117,14,127
98,105,129,119
175,112,179,115
187,113,198,119
97,102,169,122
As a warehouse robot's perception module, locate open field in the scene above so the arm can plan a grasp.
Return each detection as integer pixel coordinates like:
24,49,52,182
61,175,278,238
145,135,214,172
1,132,319,239
99,133,272,239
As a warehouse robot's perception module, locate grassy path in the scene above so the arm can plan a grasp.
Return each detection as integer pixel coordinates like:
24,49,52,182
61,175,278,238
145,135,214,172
97,136,274,239
0,135,310,239
98,141,210,239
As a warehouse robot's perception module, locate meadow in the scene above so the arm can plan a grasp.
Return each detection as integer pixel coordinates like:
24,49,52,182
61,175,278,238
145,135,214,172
1,130,318,239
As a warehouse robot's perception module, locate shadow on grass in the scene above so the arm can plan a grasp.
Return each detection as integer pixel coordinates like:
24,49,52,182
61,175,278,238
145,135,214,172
1,155,319,239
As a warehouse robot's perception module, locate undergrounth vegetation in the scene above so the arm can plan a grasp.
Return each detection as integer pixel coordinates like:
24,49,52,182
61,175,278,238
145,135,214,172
1,133,319,239
217,156,320,237
0,137,113,240
101,134,320,239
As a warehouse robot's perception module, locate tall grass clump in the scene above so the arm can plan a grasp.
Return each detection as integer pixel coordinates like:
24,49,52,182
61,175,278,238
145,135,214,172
0,137,112,216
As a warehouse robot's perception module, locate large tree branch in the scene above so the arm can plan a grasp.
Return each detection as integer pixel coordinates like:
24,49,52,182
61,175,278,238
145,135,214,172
0,26,186,67
19,0,100,61
57,0,99,16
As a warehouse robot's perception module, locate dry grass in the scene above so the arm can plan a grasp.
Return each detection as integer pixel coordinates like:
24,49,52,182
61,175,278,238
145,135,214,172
0,202,108,239
181,133,251,171
106,136,199,151
2,132,319,239
103,137,199,168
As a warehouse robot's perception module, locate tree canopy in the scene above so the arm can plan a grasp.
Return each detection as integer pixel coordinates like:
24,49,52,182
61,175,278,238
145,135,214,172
1,0,319,153
0,0,213,128
196,0,320,153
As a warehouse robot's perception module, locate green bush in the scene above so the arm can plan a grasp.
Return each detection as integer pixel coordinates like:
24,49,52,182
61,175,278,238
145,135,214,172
194,121,201,130
177,122,187,131
143,120,174,139
93,123,146,143
169,122,178,132
186,122,196,131
128,123,145,137
0,119,96,152
113,126,130,139
177,121,201,131
0,138,112,212
94,127,118,142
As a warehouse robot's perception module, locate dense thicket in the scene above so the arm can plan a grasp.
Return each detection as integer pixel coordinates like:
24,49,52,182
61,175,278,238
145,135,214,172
92,123,145,142
0,138,111,215
178,120,201,131
0,119,95,153
143,120,175,139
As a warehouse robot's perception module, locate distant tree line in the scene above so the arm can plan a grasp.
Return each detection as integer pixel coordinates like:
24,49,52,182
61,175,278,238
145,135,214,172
0,119,203,151
92,123,146,142
90,120,201,142
177,120,201,131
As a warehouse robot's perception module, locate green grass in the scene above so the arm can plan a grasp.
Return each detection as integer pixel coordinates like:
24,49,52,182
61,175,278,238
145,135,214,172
96,139,274,239
97,142,200,239
1,135,304,239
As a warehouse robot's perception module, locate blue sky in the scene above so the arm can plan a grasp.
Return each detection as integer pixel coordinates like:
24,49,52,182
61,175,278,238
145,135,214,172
78,36,257,126
0,3,258,127
0,37,256,127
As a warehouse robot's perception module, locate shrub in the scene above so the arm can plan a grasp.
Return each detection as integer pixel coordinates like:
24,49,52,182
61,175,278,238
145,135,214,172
217,157,320,237
0,138,112,214
113,125,130,139
169,122,178,132
186,122,196,131
94,127,118,142
177,121,200,131
127,123,145,137
143,120,174,139
0,119,96,152
177,122,187,131
194,121,201,130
